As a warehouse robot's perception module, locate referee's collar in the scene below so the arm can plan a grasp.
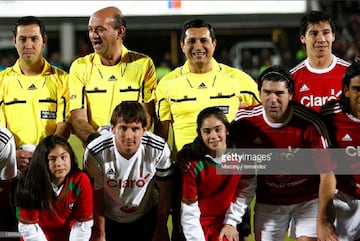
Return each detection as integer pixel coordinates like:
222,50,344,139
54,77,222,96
181,58,221,74
93,45,129,65
12,58,54,75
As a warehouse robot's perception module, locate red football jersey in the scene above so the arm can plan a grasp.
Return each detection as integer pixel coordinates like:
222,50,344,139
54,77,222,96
182,156,241,221
321,102,360,199
291,55,350,112
17,171,93,241
231,103,334,205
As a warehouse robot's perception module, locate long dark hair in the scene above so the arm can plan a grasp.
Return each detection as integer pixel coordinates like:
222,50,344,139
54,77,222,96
15,135,78,210
193,106,231,156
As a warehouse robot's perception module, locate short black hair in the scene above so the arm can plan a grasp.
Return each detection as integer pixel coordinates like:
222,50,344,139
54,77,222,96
110,101,147,128
180,19,216,42
257,65,294,94
299,11,335,37
13,16,46,39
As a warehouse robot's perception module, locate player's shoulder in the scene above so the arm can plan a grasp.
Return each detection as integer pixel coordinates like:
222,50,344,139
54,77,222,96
124,45,154,67
126,48,152,61
335,56,351,67
233,104,263,121
141,131,167,152
0,126,13,146
290,60,306,74
319,100,342,117
158,67,182,83
68,170,90,183
87,133,114,156
0,66,13,77
49,65,69,78
70,53,96,69
219,63,253,79
292,102,325,126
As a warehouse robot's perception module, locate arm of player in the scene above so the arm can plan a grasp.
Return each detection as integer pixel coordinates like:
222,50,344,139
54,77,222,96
18,223,48,241
223,176,257,226
0,130,17,180
69,220,94,241
181,202,206,241
142,101,155,130
317,172,338,241
71,109,99,145
54,121,72,140
83,148,105,241
152,179,173,241
180,165,206,241
16,150,33,174
69,172,94,241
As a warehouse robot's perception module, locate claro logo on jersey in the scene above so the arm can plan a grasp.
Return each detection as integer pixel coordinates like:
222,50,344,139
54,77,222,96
300,89,341,107
106,171,152,188
345,146,360,157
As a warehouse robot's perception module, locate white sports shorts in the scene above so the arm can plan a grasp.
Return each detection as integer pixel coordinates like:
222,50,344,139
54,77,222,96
254,199,318,241
334,191,360,241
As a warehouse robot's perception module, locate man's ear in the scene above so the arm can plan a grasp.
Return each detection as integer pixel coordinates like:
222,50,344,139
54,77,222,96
12,36,16,45
43,35,48,45
118,26,126,39
300,35,306,44
213,39,217,48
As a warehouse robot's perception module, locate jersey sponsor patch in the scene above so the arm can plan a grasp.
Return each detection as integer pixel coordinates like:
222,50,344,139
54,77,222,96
40,110,56,119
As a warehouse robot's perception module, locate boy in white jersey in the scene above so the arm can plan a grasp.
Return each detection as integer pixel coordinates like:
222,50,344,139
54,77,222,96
84,101,174,241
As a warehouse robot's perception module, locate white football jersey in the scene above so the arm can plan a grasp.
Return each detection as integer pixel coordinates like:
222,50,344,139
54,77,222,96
0,126,16,180
84,131,174,223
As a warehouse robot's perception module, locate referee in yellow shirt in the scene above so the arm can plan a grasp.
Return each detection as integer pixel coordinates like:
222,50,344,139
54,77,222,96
0,16,70,237
69,6,157,146
155,19,260,241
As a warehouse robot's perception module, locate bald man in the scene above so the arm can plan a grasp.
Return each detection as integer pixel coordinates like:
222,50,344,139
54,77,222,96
69,6,157,146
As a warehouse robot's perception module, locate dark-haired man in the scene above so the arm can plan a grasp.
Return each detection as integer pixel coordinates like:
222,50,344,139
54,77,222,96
320,62,360,241
84,101,174,241
0,15,70,239
291,11,350,112
231,65,336,241
155,19,259,241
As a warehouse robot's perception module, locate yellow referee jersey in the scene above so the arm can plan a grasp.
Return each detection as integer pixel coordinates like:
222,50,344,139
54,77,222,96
156,58,260,151
0,60,69,148
69,45,157,130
